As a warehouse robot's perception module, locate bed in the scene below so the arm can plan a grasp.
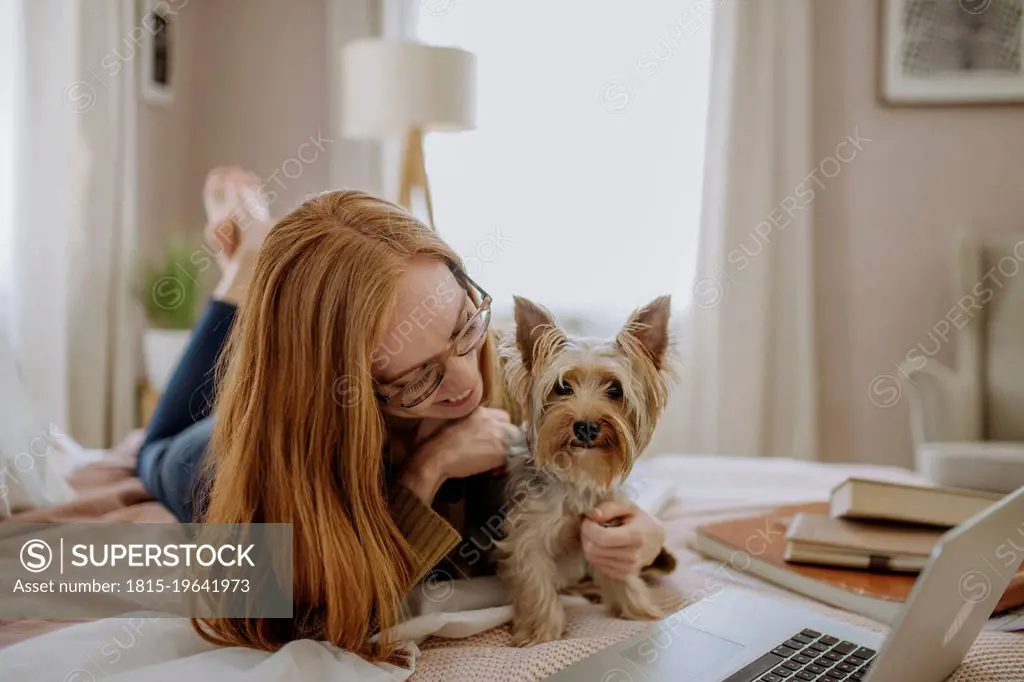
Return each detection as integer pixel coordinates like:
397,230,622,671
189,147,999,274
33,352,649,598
1,434,1021,681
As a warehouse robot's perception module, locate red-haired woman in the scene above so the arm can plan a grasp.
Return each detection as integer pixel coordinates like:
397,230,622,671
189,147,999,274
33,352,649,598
137,172,670,659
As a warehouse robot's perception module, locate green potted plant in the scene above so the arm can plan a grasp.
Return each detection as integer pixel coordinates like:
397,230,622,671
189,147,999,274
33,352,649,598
139,236,202,392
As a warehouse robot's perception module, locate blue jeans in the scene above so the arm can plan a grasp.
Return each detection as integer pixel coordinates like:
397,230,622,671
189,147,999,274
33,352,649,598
138,418,213,522
136,300,237,522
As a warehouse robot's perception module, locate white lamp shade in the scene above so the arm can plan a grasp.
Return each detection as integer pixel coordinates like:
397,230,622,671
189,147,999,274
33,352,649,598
341,39,477,139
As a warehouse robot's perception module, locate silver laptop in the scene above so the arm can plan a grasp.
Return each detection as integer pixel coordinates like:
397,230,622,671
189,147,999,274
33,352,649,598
547,485,1024,682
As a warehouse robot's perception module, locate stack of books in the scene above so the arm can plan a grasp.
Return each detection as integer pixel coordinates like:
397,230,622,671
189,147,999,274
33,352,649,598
692,478,1023,624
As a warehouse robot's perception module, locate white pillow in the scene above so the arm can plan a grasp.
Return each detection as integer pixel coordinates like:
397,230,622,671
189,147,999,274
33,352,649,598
0,333,77,516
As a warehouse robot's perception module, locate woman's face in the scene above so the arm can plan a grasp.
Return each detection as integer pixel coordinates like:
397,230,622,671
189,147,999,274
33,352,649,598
371,258,485,420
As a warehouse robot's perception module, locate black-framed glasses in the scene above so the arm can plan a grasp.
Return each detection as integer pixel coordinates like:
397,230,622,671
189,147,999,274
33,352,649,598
374,267,492,409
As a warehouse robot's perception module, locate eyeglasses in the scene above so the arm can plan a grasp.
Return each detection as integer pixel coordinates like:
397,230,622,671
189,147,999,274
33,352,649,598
374,267,492,409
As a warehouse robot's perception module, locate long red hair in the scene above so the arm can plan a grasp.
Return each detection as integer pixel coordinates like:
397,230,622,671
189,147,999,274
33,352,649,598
192,191,501,658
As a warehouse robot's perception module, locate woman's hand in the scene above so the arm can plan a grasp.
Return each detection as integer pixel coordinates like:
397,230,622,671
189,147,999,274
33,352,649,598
400,407,521,504
581,499,665,580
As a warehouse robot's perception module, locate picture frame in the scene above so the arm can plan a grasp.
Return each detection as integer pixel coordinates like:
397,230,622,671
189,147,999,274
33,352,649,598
139,0,174,106
880,0,1024,105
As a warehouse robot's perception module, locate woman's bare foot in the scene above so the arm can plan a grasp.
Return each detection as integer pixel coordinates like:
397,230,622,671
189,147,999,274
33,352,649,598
203,167,273,306
213,241,264,307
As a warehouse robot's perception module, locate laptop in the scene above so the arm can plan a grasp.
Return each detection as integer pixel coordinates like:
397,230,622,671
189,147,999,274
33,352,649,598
547,485,1024,682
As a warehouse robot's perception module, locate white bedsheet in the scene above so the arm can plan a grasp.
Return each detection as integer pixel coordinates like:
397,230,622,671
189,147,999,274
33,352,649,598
1,615,417,682
1,454,931,680
0,577,583,681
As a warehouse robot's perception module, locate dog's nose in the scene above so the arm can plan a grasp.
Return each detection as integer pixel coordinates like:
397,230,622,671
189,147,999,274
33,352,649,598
572,420,602,445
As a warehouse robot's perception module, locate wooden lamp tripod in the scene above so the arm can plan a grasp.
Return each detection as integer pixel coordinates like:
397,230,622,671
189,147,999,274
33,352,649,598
341,39,477,231
398,127,435,229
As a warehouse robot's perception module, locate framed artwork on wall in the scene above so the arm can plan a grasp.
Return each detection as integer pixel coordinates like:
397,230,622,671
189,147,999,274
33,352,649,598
139,0,175,105
880,0,1024,105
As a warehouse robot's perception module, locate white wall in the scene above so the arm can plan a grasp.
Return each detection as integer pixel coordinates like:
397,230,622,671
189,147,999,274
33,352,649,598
137,0,383,264
136,0,203,259
190,0,334,217
814,0,1024,468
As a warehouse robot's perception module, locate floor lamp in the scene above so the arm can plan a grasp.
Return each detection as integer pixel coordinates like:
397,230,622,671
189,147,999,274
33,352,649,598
341,39,477,230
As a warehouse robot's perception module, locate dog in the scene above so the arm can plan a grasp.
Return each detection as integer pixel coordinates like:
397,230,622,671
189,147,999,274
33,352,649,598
495,294,675,647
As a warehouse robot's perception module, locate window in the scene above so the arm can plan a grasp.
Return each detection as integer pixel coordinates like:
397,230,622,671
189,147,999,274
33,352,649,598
416,1,712,323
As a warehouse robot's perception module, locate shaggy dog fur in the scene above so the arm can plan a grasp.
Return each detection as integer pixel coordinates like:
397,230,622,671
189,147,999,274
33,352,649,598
495,295,675,646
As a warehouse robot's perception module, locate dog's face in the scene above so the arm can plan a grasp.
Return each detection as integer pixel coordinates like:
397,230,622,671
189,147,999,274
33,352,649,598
500,296,674,490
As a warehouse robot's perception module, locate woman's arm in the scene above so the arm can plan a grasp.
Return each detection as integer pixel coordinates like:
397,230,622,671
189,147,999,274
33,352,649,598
388,485,462,590
387,437,468,591
387,407,522,591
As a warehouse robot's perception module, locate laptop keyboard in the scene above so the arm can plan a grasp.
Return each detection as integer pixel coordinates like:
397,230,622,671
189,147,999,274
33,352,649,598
723,629,876,682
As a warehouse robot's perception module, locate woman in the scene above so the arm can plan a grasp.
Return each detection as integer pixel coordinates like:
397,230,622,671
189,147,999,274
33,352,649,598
137,173,669,659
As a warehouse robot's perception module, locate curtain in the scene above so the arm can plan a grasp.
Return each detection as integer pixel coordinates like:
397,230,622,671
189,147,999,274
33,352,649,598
0,2,17,318
667,0,818,460
1,0,137,448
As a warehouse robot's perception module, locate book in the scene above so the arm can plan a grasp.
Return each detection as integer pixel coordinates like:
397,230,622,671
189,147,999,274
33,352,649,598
784,513,943,572
830,477,1003,528
692,503,1024,624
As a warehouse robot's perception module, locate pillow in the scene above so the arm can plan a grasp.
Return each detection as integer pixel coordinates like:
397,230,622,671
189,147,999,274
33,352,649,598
0,332,77,517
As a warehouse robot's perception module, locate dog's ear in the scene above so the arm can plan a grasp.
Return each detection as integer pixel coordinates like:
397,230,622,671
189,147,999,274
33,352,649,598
618,295,671,370
513,295,562,372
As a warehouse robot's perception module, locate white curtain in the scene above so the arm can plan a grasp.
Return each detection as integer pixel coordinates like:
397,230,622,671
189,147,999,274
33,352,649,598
0,0,137,448
671,0,818,460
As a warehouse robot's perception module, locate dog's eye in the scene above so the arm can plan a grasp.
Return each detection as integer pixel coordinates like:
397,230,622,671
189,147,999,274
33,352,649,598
553,379,574,396
606,380,623,400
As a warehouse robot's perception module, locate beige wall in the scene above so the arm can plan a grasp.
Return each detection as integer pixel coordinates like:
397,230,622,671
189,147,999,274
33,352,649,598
190,0,334,217
137,0,339,266
814,0,1024,468
136,0,204,259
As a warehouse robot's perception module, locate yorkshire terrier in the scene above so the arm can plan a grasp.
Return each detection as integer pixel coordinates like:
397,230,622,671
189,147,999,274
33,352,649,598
495,295,675,647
